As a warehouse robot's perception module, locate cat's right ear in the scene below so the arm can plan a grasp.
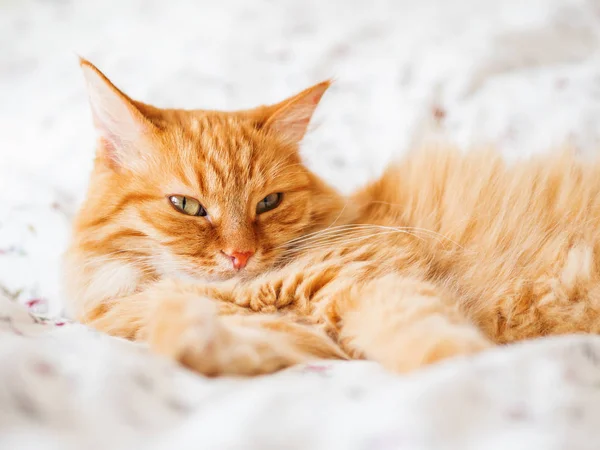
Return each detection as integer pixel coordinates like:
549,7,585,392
80,58,156,171
258,81,331,146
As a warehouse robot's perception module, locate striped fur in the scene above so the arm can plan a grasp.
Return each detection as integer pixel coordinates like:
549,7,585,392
64,60,600,376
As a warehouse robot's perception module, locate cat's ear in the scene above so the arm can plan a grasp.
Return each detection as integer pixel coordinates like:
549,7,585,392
261,81,331,145
79,58,156,170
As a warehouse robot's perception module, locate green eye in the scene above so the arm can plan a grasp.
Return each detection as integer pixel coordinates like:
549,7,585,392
256,193,283,214
169,195,207,217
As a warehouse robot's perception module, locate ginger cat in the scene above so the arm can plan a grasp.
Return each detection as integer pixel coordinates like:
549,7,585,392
64,59,600,376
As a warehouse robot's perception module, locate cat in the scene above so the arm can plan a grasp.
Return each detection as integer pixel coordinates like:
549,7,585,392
64,58,600,376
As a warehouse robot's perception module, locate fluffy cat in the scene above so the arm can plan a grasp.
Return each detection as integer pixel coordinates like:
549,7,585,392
64,59,600,376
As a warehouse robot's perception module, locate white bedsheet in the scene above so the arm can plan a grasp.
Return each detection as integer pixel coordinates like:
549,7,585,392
2,0,600,448
2,294,600,450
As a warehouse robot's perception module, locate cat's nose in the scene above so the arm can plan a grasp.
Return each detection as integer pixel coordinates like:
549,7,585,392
222,250,255,270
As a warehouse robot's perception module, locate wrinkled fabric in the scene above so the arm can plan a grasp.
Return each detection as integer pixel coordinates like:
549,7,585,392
2,0,600,448
1,295,600,449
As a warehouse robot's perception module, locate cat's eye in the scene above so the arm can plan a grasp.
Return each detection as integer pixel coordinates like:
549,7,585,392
256,193,283,214
168,195,207,217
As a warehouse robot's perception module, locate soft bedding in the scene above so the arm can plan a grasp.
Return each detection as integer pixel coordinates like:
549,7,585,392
1,294,600,449
2,0,600,448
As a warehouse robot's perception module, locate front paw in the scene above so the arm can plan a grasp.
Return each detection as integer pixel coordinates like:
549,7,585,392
380,320,492,373
144,285,226,376
142,282,303,376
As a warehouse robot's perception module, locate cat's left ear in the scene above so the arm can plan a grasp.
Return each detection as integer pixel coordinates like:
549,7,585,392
261,81,331,145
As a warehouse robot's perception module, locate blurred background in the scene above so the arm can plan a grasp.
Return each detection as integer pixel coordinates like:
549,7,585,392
1,0,600,314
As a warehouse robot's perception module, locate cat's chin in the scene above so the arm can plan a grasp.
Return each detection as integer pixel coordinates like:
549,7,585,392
170,268,259,284
170,270,231,284
208,268,263,283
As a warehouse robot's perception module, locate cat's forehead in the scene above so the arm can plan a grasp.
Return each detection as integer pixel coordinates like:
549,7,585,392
160,111,290,196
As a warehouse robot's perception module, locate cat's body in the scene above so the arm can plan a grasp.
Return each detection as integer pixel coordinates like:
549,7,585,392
64,60,600,375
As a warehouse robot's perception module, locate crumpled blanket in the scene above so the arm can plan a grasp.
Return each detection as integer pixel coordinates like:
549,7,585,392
1,294,600,450
3,0,600,448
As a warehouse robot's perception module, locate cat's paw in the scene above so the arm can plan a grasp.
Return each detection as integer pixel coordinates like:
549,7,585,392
381,321,492,373
143,281,302,376
143,284,227,375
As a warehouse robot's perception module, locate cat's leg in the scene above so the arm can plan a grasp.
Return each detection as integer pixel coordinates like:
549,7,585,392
82,268,488,375
334,274,492,372
83,279,346,376
144,280,347,376
219,263,492,372
205,264,491,373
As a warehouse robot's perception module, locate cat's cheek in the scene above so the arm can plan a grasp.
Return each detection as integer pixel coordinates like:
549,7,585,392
258,215,309,243
244,251,274,274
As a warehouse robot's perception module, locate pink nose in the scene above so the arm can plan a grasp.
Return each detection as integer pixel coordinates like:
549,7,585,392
222,250,254,270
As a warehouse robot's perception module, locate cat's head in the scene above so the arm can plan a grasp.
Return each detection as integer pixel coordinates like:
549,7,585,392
76,59,346,281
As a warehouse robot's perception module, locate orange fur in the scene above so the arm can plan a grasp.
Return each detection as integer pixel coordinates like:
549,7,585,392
64,59,600,376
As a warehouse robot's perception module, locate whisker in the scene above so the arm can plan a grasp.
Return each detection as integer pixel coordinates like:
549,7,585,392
280,224,464,251
281,229,425,256
278,231,415,259
324,199,350,230
279,224,383,247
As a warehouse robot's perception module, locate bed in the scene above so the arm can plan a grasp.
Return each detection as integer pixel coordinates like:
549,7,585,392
2,0,600,448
